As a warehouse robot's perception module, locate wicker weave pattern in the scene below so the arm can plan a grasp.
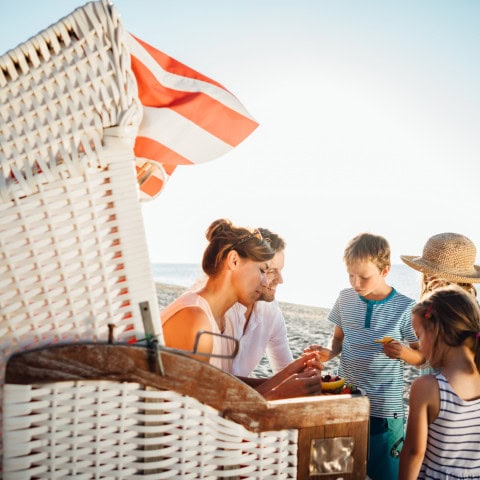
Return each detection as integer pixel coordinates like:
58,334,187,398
0,0,157,367
0,0,141,201
0,0,161,463
0,0,150,356
4,382,297,479
0,156,158,361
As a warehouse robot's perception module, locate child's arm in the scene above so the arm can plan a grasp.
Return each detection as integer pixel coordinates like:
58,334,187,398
383,341,426,366
399,375,438,479
304,326,344,361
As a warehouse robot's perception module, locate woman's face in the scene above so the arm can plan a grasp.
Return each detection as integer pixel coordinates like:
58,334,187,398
233,257,269,306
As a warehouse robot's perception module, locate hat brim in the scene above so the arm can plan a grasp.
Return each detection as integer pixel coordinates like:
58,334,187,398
400,255,480,284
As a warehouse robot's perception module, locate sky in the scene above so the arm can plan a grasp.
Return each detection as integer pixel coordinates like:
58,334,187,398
1,1,479,307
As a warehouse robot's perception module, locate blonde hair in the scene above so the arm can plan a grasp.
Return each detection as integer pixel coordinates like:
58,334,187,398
344,233,390,271
421,273,478,298
412,284,480,371
202,219,274,277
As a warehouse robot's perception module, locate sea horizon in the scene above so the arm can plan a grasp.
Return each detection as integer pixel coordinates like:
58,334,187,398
151,262,424,309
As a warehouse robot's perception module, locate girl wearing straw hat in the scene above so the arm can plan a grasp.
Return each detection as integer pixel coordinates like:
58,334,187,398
401,232,480,299
401,232,480,374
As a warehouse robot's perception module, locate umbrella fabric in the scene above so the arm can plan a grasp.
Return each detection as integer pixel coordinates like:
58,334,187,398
127,34,259,199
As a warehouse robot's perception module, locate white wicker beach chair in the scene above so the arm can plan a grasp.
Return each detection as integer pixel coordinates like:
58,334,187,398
0,1,369,478
0,0,160,467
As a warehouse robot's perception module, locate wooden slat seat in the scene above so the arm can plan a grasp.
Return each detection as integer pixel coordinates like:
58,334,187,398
5,345,369,479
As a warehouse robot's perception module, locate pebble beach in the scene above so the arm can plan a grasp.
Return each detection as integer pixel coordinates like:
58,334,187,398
156,282,418,409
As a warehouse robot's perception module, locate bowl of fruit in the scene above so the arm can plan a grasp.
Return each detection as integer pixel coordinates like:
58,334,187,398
321,374,361,394
321,374,345,393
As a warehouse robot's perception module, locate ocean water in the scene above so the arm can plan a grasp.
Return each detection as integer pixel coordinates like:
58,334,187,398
151,262,423,308
151,262,204,290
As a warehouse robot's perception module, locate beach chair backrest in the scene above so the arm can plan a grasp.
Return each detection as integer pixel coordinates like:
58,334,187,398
0,0,161,461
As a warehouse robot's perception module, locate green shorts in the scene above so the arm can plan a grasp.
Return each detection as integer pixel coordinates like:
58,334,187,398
367,416,405,480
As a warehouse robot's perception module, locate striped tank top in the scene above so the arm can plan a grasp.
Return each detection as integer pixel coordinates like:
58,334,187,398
419,373,480,479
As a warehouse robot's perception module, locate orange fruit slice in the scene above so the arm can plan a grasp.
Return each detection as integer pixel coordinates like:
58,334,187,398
374,336,394,344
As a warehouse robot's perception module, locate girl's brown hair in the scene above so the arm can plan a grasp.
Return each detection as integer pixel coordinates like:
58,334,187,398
412,284,480,371
202,219,275,277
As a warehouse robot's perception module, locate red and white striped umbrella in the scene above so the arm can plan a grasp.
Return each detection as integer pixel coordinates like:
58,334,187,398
127,34,259,200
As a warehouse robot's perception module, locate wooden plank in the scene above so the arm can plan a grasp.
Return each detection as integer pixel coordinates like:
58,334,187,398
6,344,369,433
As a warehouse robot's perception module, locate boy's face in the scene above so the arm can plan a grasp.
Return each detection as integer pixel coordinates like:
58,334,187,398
347,260,390,300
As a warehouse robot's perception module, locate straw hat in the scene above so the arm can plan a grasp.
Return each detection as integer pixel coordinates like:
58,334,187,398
401,233,480,283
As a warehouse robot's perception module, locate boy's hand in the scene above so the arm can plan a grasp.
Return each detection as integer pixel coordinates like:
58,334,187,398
303,352,324,371
304,344,331,362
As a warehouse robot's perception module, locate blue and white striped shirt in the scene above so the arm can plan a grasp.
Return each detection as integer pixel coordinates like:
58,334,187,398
419,373,480,479
328,287,416,417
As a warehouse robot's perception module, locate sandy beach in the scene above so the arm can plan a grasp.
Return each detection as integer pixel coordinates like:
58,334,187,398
156,282,417,409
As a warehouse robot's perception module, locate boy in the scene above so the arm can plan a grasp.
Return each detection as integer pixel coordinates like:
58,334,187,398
306,233,425,480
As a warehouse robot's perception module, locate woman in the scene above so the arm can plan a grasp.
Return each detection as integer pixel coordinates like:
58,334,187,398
161,218,323,399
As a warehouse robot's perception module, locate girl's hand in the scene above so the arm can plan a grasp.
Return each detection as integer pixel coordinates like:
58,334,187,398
383,340,403,359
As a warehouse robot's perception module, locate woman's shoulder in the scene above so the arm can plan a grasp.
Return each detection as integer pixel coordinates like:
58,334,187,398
168,303,211,327
164,290,208,310
161,291,211,324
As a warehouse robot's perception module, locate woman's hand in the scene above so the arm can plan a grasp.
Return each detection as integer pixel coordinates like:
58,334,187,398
255,351,323,399
262,368,323,400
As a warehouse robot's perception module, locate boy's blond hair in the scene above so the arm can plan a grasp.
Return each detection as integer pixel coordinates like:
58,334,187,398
344,233,391,271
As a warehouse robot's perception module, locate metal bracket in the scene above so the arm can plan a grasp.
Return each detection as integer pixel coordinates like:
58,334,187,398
139,301,164,375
